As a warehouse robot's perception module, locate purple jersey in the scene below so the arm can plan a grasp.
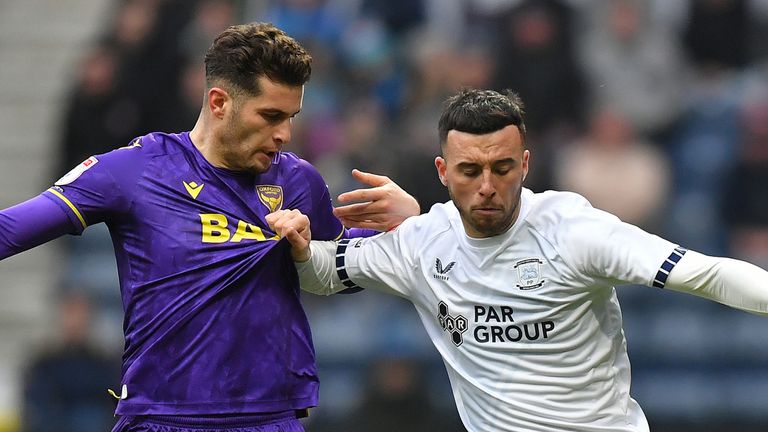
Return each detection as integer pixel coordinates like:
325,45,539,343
41,132,345,415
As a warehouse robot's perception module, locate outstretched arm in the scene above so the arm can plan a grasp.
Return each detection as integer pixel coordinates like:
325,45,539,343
667,250,768,315
0,195,77,260
334,169,420,232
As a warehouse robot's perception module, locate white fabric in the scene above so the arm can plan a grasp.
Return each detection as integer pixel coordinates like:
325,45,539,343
667,250,768,315
301,188,693,431
296,241,338,296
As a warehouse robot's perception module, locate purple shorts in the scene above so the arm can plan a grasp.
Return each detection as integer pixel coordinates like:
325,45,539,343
112,411,305,432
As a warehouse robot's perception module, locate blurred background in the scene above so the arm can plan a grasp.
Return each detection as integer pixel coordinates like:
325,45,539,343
0,0,767,430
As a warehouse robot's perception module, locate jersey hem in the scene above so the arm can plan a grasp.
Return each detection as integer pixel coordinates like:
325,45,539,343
115,396,318,415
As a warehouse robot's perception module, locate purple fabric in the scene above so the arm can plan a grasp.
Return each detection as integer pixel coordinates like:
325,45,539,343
39,132,346,415
0,194,76,260
112,412,305,432
344,228,379,238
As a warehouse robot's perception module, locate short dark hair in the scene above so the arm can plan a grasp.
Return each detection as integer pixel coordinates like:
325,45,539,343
204,22,312,96
438,88,526,147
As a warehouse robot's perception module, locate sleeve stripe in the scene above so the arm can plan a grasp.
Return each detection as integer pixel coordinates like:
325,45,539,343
652,247,687,288
336,239,359,289
333,226,345,241
47,188,87,230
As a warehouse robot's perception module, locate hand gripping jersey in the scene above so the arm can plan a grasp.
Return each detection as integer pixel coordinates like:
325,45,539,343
334,188,683,432
42,132,346,415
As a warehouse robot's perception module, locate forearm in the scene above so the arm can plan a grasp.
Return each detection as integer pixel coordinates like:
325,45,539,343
666,250,768,315
295,241,348,296
0,194,76,260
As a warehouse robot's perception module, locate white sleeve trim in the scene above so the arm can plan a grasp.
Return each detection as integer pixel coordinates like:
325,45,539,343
666,250,768,316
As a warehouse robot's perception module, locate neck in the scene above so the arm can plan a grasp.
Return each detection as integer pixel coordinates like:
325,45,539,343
189,112,224,168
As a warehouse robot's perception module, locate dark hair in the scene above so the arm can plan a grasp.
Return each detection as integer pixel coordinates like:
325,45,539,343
438,88,526,146
204,22,312,96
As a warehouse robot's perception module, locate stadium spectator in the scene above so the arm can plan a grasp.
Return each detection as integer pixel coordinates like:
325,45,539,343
555,104,671,231
683,0,751,71
491,0,586,136
21,292,119,432
724,101,768,268
489,0,587,191
665,67,743,255
59,42,143,176
342,357,462,432
575,0,687,140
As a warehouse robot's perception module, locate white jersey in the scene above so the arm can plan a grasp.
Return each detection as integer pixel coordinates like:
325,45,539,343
334,188,684,432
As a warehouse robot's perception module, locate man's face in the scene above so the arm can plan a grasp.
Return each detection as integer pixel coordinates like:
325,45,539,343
217,76,304,174
435,125,529,238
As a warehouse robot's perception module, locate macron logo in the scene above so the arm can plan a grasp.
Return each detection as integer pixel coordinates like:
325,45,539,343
183,181,204,199
433,258,456,281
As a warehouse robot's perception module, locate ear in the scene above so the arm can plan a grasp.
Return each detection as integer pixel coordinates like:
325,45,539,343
435,156,447,186
207,87,230,119
522,149,530,182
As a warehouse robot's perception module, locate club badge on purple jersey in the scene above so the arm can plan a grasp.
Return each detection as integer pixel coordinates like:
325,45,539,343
257,185,284,212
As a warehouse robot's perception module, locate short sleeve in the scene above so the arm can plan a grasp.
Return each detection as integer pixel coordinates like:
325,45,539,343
289,159,344,241
42,141,145,230
556,199,679,287
334,218,421,298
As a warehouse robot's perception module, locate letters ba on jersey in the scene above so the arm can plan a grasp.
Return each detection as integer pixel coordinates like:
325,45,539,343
197,185,284,243
199,214,279,243
437,301,556,347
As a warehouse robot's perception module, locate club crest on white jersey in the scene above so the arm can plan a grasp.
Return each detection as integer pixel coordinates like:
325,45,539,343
514,258,545,290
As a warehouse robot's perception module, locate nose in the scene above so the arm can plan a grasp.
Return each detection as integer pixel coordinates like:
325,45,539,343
478,170,496,197
273,118,292,145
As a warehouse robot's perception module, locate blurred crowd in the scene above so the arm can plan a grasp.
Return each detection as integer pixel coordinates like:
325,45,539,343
24,0,768,431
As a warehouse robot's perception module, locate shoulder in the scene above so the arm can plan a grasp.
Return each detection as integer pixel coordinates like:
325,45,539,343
55,132,189,190
85,132,185,164
126,132,189,158
274,152,326,185
522,189,621,244
526,189,612,227
531,189,592,213
275,152,317,174
395,201,455,239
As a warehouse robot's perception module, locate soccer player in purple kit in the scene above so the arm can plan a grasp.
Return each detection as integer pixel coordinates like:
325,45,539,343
0,23,419,431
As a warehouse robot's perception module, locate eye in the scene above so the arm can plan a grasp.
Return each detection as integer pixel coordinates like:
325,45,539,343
461,168,480,177
494,163,514,175
261,112,285,123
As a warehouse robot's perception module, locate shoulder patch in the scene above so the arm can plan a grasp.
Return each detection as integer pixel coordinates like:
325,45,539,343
55,156,99,186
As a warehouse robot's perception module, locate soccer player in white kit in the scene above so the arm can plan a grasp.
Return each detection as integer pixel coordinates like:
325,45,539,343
267,89,768,432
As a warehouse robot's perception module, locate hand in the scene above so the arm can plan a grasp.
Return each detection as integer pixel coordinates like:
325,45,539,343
333,169,420,231
266,209,311,262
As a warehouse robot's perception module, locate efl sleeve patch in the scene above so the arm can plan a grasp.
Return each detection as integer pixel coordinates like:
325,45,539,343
55,156,99,186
